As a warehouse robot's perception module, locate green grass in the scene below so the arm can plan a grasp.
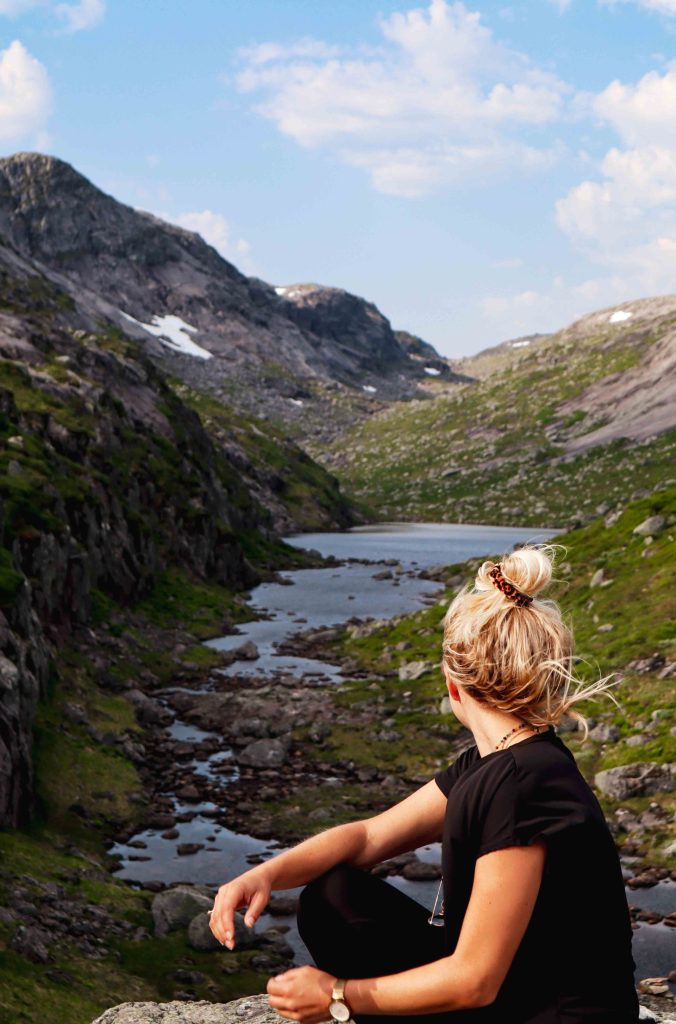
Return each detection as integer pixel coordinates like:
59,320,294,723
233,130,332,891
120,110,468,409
168,379,355,531
315,310,676,526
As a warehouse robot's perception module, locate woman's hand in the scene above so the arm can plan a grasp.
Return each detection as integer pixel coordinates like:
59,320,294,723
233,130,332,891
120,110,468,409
208,866,272,949
267,965,337,1024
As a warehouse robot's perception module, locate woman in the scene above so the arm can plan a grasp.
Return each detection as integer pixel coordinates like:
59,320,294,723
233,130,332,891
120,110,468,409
209,544,639,1024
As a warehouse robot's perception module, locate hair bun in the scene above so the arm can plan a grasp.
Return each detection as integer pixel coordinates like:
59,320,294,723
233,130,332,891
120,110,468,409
477,544,558,600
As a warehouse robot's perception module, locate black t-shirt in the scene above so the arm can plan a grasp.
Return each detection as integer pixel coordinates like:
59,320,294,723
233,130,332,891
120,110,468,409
433,726,639,1023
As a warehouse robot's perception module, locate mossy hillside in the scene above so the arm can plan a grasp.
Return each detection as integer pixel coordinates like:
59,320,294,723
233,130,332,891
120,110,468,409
316,310,676,525
304,488,675,858
169,380,356,532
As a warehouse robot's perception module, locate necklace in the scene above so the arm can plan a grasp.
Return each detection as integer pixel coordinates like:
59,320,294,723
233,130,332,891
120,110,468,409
495,720,540,750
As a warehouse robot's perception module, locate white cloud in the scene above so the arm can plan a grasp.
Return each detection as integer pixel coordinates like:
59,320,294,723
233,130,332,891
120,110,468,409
0,0,45,13
0,39,52,143
165,209,254,271
555,63,676,295
233,0,569,196
592,65,676,146
600,0,676,14
0,0,104,30
54,0,104,32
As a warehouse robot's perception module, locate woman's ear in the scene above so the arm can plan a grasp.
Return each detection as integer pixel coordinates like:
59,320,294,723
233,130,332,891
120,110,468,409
442,662,461,703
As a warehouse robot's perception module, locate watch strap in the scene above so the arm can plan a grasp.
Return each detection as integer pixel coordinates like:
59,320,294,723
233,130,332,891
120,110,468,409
332,978,346,1002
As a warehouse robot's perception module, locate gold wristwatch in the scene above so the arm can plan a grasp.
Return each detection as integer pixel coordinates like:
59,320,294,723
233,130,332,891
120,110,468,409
328,978,352,1022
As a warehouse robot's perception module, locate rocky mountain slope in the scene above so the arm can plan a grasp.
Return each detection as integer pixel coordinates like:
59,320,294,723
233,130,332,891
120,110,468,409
316,296,676,526
0,153,462,430
0,230,350,831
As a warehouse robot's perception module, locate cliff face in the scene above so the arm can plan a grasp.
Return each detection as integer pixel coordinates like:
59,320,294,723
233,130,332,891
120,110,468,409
0,242,267,827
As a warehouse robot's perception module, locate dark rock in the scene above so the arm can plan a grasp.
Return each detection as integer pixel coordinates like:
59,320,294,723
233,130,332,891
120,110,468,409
265,895,299,916
10,924,51,963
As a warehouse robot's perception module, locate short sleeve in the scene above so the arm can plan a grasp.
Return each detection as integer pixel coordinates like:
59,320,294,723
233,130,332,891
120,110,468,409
434,744,479,797
475,757,588,857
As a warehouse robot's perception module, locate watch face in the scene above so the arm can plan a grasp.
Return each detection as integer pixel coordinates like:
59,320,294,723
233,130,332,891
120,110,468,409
329,1001,351,1022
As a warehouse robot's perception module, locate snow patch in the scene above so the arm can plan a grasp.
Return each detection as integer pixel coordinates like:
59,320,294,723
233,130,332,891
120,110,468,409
608,310,633,324
120,311,212,360
511,340,531,348
275,285,304,299
362,385,377,393
424,366,441,376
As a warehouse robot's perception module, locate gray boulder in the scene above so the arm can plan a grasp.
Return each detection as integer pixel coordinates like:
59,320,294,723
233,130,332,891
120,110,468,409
398,660,433,682
91,994,285,1024
89,992,675,1024
632,515,666,538
589,723,620,743
594,762,675,800
151,885,213,937
187,912,221,952
186,909,258,952
236,738,290,768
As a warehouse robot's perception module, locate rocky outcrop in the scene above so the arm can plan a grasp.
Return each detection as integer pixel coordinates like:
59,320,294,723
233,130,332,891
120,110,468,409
90,992,676,1024
91,994,283,1024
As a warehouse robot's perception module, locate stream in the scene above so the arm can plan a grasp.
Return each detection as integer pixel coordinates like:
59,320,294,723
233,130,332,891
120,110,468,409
109,522,674,982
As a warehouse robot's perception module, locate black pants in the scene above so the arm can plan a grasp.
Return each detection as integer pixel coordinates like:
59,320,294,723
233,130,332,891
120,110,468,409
297,861,469,1024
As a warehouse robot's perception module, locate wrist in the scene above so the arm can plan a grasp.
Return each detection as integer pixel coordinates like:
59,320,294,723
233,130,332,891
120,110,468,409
329,976,353,1022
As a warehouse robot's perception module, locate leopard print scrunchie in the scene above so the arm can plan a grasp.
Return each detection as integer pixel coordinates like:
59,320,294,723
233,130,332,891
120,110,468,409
488,563,534,607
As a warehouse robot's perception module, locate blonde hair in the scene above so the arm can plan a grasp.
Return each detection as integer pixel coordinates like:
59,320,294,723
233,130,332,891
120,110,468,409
441,543,621,741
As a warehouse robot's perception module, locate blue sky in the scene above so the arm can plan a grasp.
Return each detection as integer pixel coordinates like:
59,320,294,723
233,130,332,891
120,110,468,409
0,0,675,357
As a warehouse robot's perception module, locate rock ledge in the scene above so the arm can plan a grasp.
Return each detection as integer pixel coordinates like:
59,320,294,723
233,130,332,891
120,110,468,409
91,992,676,1024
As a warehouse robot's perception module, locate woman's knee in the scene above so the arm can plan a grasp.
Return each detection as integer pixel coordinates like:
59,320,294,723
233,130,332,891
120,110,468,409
298,861,365,919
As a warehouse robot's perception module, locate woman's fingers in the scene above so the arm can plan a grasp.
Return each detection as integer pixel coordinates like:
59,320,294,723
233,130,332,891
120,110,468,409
244,887,269,928
210,885,243,947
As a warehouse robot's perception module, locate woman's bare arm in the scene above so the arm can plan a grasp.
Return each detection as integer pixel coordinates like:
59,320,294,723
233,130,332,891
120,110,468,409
267,843,546,1018
342,841,547,1014
209,778,448,947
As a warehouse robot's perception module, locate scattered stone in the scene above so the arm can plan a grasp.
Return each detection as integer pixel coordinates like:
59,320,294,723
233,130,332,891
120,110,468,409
401,860,442,881
151,886,214,937
633,516,666,538
594,762,675,800
63,702,89,725
265,895,299,916
187,912,221,952
10,924,51,963
233,641,259,661
590,569,606,587
236,738,290,769
176,784,201,802
398,660,433,682
589,723,620,743
177,843,204,857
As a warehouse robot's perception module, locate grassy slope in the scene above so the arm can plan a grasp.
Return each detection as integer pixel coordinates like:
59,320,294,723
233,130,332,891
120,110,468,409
316,311,675,526
267,487,675,856
167,379,356,533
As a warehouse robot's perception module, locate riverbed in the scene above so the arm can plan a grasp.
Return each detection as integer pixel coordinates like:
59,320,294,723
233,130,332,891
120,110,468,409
109,521,674,983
